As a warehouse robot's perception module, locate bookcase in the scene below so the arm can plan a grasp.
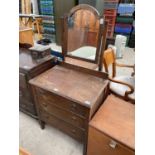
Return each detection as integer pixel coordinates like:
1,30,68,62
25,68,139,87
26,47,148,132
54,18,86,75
103,0,135,48
38,0,56,42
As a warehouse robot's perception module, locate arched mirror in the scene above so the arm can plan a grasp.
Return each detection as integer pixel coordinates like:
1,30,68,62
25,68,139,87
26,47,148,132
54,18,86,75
61,4,107,70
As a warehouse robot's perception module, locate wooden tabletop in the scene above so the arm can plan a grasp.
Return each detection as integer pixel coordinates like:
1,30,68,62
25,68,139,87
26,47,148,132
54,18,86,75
89,95,135,150
19,48,54,71
29,64,108,107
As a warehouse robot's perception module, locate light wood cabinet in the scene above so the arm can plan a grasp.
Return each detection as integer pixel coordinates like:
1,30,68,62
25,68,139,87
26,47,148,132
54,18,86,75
87,95,135,155
19,27,34,46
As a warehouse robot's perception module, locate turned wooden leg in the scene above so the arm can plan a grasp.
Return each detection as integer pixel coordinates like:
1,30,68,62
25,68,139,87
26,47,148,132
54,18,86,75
108,90,111,95
83,132,88,155
39,120,45,129
83,142,87,155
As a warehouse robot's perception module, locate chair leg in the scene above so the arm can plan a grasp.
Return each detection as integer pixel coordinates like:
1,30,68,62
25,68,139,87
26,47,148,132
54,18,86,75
108,90,111,95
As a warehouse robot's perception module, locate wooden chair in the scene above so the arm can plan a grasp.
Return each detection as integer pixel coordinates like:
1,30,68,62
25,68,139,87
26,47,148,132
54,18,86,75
61,4,108,71
103,48,135,102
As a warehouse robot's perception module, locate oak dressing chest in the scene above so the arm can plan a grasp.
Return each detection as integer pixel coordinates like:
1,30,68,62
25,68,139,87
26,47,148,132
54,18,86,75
29,62,109,155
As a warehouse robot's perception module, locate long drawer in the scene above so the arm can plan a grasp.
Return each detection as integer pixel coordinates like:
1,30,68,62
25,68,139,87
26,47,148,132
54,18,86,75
87,126,134,155
36,87,89,118
40,111,85,142
38,96,87,130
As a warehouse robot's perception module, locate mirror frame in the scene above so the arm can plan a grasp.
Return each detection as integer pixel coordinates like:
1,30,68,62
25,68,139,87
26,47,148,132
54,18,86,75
61,4,108,71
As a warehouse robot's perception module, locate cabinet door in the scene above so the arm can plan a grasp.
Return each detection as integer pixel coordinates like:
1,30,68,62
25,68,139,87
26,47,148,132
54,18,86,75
87,126,134,155
54,0,77,45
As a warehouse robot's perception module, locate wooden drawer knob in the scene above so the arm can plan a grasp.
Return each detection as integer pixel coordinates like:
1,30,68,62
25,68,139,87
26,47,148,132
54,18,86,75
71,103,77,110
38,89,45,94
45,115,49,119
71,116,77,121
71,129,76,134
109,140,117,149
42,102,47,107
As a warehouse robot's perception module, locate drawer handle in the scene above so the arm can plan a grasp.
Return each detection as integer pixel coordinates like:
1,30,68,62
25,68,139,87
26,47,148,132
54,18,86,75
71,116,77,121
109,140,117,149
46,115,49,119
21,104,26,108
42,102,47,107
71,103,77,110
38,89,45,94
71,129,76,134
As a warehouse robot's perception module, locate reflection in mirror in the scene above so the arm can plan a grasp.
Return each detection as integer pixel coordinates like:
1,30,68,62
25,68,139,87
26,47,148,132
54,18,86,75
67,9,100,61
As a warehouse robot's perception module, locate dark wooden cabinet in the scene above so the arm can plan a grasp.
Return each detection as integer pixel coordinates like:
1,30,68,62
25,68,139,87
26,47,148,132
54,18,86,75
29,62,109,155
19,48,56,118
87,95,135,155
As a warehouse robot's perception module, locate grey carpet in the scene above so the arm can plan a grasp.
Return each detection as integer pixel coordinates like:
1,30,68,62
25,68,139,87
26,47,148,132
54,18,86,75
19,112,83,155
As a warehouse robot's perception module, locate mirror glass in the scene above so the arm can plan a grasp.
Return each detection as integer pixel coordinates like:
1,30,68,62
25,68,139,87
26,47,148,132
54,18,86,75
67,9,100,61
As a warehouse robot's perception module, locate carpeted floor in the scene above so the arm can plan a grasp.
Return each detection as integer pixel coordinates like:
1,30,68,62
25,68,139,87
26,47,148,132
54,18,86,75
19,45,134,155
19,112,83,155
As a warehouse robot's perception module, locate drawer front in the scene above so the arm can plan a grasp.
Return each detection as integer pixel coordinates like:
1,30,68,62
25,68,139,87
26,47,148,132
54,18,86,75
19,88,37,116
40,111,85,142
19,72,27,89
19,88,32,102
19,97,37,115
36,87,89,118
38,97,87,130
87,126,134,155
